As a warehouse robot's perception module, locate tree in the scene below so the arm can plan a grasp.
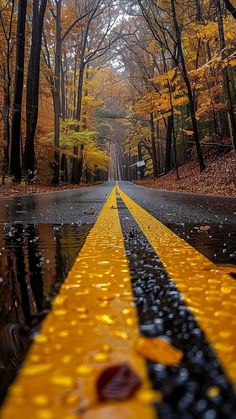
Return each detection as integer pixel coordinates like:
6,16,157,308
24,0,48,180
216,0,236,149
51,0,62,185
0,0,15,182
223,0,236,19
10,0,28,182
136,0,206,171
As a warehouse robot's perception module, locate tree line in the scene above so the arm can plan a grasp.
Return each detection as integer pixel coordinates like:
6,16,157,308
0,0,123,185
116,0,236,180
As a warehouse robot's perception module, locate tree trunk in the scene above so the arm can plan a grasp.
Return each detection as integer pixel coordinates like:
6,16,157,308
24,0,47,179
72,18,92,183
52,0,62,185
61,56,66,120
64,155,68,182
63,52,69,118
3,86,11,183
1,0,14,181
76,61,85,122
60,152,67,182
223,0,236,19
10,0,28,183
170,0,206,171
150,113,159,178
72,58,85,184
71,145,79,184
78,143,85,184
165,116,173,173
166,78,179,178
72,53,78,119
216,0,236,149
195,0,203,22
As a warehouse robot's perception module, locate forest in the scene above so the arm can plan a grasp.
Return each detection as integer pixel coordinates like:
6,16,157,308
0,0,235,188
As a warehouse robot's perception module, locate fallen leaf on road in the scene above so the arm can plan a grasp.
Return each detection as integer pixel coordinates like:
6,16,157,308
128,227,136,238
84,208,95,215
136,337,183,365
199,225,211,232
96,363,141,401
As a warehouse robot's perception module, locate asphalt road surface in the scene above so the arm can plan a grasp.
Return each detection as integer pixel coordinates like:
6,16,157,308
0,181,235,419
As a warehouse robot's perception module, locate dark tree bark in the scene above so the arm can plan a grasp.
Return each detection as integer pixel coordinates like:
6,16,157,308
195,0,203,22
71,145,79,184
61,152,68,182
150,113,159,178
76,61,85,122
160,46,174,174
216,0,236,150
24,0,48,179
72,52,78,119
71,61,85,184
61,56,66,120
169,82,179,179
63,52,69,118
0,1,15,183
52,0,62,186
223,0,236,19
72,30,87,185
2,87,11,183
165,116,173,173
77,143,85,183
170,0,206,171
72,7,98,185
10,0,28,183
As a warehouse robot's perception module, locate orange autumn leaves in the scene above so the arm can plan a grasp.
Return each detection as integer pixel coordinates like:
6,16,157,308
136,337,184,366
95,337,183,403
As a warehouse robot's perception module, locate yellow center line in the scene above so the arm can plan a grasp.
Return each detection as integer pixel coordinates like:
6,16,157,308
117,184,236,387
1,187,155,419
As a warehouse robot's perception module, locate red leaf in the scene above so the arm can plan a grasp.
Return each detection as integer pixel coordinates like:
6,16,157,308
96,363,141,401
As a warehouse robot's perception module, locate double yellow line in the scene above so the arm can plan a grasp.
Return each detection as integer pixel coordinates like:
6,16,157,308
2,184,236,418
1,186,155,419
117,184,236,387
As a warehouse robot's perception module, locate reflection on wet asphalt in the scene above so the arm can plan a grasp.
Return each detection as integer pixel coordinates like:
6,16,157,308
117,197,236,418
119,182,236,275
0,183,114,224
0,223,92,404
119,182,236,225
167,224,236,269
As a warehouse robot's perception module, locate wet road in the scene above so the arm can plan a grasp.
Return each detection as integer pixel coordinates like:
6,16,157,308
0,182,235,418
0,183,115,225
1,181,235,226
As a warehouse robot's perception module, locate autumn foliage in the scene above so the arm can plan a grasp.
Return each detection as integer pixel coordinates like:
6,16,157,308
0,0,235,186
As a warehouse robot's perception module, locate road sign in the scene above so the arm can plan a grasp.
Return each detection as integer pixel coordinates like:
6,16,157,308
137,160,145,167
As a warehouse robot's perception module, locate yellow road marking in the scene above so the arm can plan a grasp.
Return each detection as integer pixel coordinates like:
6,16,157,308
118,184,236,386
1,187,155,419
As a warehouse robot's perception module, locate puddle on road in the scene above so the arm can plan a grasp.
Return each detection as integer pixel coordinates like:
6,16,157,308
0,223,92,405
167,223,236,276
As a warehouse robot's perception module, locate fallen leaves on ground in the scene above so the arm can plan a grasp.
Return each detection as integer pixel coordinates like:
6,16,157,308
96,363,142,401
136,337,183,365
136,151,236,197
